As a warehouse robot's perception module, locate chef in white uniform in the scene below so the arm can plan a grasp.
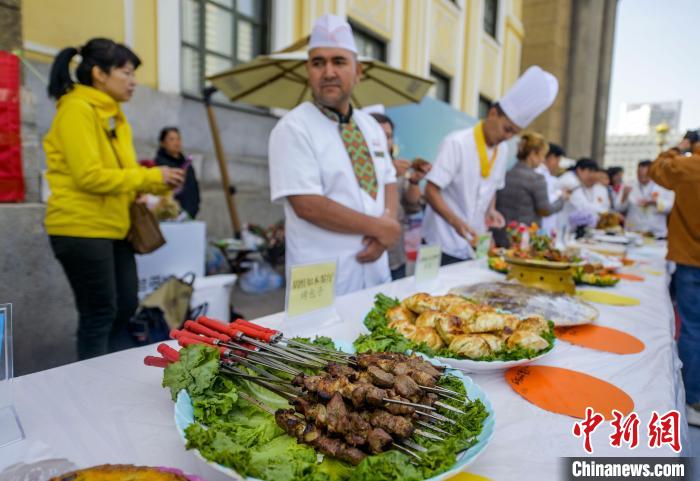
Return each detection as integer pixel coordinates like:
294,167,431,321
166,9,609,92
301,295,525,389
561,158,611,222
422,66,559,264
535,142,566,234
621,160,674,237
268,14,400,295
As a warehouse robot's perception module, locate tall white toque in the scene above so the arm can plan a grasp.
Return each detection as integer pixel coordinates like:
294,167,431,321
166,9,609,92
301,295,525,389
308,14,358,54
498,66,559,128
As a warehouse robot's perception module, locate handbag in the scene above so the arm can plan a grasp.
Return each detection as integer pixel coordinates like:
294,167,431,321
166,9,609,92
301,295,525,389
129,272,198,344
102,122,165,254
128,201,166,254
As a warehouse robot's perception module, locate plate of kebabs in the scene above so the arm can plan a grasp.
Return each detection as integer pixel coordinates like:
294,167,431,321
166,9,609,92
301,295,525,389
354,293,556,373
153,317,494,481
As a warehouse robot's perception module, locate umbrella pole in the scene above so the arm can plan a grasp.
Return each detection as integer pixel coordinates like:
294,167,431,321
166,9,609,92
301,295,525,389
203,87,242,238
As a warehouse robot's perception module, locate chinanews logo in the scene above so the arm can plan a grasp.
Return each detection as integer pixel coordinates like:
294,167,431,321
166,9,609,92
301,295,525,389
572,407,681,453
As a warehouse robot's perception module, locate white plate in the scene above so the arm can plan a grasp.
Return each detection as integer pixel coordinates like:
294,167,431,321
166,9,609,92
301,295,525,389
174,340,496,481
435,339,556,373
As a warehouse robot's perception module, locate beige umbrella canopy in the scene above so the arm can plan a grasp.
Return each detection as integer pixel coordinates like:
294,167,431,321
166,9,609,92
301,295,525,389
207,51,434,109
203,44,433,238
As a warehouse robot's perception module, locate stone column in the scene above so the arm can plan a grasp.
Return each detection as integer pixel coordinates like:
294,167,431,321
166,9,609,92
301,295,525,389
0,0,21,51
563,0,618,162
591,0,618,165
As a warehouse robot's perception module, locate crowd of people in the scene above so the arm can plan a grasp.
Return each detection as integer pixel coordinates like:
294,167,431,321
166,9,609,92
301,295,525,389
41,15,699,425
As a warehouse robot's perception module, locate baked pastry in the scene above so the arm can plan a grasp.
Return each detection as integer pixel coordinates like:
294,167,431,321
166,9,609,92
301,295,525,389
50,465,190,481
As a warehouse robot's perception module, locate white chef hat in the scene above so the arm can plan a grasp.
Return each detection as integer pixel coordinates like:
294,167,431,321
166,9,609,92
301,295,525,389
308,14,358,54
498,66,559,128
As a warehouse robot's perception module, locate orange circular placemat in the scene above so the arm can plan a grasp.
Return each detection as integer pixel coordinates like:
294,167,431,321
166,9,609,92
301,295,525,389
555,325,644,354
505,366,634,420
613,272,645,282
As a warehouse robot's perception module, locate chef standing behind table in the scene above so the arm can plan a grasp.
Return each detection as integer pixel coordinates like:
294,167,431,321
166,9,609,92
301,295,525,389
535,142,566,235
559,158,613,226
422,66,559,265
620,160,674,237
268,14,400,295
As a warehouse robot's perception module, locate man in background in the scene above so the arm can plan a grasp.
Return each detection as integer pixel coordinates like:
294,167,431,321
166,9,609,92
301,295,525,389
535,142,566,234
423,66,559,265
560,158,609,220
620,160,674,237
370,112,430,279
650,146,700,426
268,14,400,295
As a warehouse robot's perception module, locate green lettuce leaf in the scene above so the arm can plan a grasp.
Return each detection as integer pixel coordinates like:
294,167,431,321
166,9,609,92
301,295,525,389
162,344,222,400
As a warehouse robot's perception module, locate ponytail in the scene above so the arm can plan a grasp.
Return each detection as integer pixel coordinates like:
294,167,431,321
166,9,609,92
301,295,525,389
47,47,79,99
47,38,141,99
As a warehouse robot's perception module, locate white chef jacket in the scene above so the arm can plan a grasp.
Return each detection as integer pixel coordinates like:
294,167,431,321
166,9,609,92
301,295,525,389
421,127,509,260
268,102,396,295
560,175,611,227
623,180,674,237
535,164,562,234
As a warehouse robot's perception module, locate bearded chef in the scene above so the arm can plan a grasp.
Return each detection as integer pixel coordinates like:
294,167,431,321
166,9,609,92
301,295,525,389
422,66,559,265
268,14,400,295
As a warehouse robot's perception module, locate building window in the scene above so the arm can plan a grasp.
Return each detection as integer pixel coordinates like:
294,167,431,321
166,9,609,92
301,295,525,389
428,68,451,103
483,0,498,39
478,95,492,119
180,0,269,96
351,22,386,61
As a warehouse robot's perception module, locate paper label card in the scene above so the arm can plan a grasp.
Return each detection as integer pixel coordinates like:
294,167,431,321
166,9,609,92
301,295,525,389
415,245,441,284
475,232,493,259
286,261,337,318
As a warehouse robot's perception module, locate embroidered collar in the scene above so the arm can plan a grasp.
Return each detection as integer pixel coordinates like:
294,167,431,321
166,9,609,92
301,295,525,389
314,100,354,124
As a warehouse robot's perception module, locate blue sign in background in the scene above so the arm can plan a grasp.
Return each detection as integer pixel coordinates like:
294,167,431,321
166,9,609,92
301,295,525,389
386,96,518,168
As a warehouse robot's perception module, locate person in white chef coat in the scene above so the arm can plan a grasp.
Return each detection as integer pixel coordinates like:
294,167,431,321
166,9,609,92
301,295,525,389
422,66,559,265
620,160,674,237
268,14,400,295
560,158,613,225
535,142,566,235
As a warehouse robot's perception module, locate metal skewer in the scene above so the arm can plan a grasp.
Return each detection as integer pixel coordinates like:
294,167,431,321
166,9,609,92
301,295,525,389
434,401,466,415
393,442,423,461
414,429,444,441
416,420,450,435
416,410,457,425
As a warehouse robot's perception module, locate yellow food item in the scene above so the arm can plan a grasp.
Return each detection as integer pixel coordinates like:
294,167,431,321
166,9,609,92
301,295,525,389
506,330,549,351
386,306,416,325
445,302,479,323
516,315,549,335
469,311,508,333
434,294,470,311
415,310,452,328
478,333,505,352
435,314,468,344
449,334,491,358
410,327,445,350
50,465,188,481
503,314,521,332
391,292,552,359
388,318,418,339
401,292,434,314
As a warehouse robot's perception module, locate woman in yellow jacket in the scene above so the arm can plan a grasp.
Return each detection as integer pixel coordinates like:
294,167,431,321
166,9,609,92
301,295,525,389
44,38,184,359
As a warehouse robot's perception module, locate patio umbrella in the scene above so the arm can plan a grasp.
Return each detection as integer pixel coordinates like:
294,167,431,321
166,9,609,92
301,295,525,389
203,46,434,236
207,51,434,109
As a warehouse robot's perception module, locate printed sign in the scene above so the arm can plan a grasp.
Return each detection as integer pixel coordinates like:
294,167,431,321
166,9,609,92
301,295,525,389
475,232,493,259
415,245,441,284
286,261,337,318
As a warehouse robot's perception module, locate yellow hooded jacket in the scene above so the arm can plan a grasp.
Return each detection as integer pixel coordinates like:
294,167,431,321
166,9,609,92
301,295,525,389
44,84,167,239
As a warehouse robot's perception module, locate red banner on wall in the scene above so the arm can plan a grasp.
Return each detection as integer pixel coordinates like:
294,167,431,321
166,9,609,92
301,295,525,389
0,51,24,202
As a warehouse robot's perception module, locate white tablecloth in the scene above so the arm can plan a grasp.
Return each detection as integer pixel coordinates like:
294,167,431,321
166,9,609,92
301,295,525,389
0,244,688,480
